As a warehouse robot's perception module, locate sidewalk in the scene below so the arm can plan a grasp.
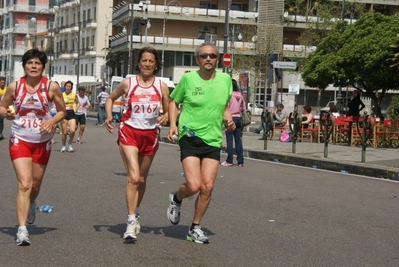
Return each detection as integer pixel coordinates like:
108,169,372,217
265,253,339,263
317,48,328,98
88,112,399,180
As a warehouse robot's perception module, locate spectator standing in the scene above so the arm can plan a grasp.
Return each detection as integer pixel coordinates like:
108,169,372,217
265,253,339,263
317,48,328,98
75,87,91,144
60,81,66,93
0,77,6,140
60,80,78,152
221,79,245,167
97,86,108,126
346,90,365,116
105,46,170,241
167,43,235,244
0,48,66,245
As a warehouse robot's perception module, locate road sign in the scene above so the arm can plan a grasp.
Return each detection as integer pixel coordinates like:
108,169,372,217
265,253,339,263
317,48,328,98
223,53,232,67
272,61,297,69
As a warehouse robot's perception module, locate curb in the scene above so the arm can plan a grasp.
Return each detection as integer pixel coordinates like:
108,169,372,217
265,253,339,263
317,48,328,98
159,137,399,181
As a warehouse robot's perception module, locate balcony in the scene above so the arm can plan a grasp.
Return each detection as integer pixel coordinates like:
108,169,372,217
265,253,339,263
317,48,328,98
112,3,258,26
83,19,97,29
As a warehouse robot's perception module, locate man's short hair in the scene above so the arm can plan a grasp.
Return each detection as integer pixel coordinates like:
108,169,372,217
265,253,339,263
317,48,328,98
0,77,5,82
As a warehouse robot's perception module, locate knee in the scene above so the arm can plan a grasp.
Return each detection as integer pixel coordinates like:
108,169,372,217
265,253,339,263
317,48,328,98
18,180,31,193
200,184,214,196
126,174,142,187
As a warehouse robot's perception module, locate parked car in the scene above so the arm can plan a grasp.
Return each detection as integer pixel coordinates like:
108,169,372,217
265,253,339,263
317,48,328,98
247,103,264,115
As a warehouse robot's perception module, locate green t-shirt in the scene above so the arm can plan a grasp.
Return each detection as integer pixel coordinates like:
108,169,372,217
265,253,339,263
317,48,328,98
170,71,232,148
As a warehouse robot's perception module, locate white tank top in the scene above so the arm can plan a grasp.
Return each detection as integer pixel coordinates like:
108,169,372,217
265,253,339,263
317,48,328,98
121,76,162,129
10,76,52,143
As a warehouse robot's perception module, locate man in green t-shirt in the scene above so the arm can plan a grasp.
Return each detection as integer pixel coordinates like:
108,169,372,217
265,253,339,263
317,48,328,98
166,43,236,244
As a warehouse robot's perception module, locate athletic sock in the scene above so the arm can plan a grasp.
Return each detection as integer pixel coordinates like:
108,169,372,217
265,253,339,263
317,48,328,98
190,223,199,231
127,214,136,224
173,193,182,204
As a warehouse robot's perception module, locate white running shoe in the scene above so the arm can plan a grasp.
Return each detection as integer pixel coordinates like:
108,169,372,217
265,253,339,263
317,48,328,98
135,215,141,235
60,146,66,153
167,192,181,225
123,220,138,240
67,143,74,152
16,228,30,246
76,138,82,144
186,225,209,244
27,202,36,224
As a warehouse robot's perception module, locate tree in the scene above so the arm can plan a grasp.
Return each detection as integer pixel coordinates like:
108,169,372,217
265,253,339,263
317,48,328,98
302,12,399,118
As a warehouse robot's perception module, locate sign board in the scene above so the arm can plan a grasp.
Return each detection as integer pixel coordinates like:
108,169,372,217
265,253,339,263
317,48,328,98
288,84,300,95
223,53,232,67
272,61,297,69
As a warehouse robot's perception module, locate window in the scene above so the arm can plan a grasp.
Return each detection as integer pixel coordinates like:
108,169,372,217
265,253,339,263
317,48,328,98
29,0,35,5
183,53,191,66
198,26,217,40
85,37,89,48
87,9,91,20
91,36,95,46
94,7,97,20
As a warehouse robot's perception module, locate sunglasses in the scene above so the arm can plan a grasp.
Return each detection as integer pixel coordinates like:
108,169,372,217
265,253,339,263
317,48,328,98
198,53,218,59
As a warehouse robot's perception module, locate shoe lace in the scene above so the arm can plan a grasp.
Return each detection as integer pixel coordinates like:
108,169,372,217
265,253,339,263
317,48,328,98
170,203,180,215
192,227,206,238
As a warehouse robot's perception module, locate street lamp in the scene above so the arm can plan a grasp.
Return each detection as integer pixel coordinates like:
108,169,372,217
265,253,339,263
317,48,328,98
161,0,190,77
28,5,59,48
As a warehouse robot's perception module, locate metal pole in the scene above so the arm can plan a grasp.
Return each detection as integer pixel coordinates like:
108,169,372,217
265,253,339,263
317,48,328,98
49,21,53,78
77,7,81,89
128,1,134,75
337,0,345,113
161,0,166,78
222,0,230,73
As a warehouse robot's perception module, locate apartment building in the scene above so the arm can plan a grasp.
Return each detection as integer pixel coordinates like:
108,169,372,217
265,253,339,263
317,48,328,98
109,0,399,111
0,0,58,84
51,0,113,85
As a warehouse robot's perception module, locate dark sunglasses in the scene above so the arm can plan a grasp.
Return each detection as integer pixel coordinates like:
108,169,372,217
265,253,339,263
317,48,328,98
198,53,218,59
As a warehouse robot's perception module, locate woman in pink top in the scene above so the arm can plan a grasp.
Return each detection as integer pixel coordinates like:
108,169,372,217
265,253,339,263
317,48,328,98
221,79,246,167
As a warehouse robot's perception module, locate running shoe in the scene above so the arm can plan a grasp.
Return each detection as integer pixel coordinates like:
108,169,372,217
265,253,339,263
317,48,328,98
0,133,4,140
67,143,74,152
60,146,66,153
135,215,141,235
76,138,82,144
186,225,209,244
123,220,139,240
238,164,244,167
220,161,233,167
27,201,36,224
167,192,181,225
16,228,30,246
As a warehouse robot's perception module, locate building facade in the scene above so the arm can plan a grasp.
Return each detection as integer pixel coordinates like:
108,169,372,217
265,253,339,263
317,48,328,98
0,0,58,84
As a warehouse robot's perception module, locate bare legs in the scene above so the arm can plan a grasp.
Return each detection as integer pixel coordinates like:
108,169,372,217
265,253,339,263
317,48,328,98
13,158,46,226
175,157,218,224
119,144,154,215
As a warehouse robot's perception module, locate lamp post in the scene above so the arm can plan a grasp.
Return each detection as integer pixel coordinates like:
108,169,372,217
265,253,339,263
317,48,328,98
336,0,345,113
229,25,242,75
127,0,134,75
28,6,59,49
104,15,127,85
48,21,54,78
223,0,232,73
161,0,190,77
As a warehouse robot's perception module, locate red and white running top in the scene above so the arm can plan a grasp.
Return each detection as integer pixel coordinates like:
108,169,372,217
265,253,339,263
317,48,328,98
121,76,163,130
10,76,52,143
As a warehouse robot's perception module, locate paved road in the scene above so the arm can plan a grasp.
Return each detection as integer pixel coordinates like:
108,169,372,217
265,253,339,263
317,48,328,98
1,118,399,266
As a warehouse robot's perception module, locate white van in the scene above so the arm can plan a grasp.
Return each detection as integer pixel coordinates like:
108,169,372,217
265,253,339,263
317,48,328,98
109,75,175,120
